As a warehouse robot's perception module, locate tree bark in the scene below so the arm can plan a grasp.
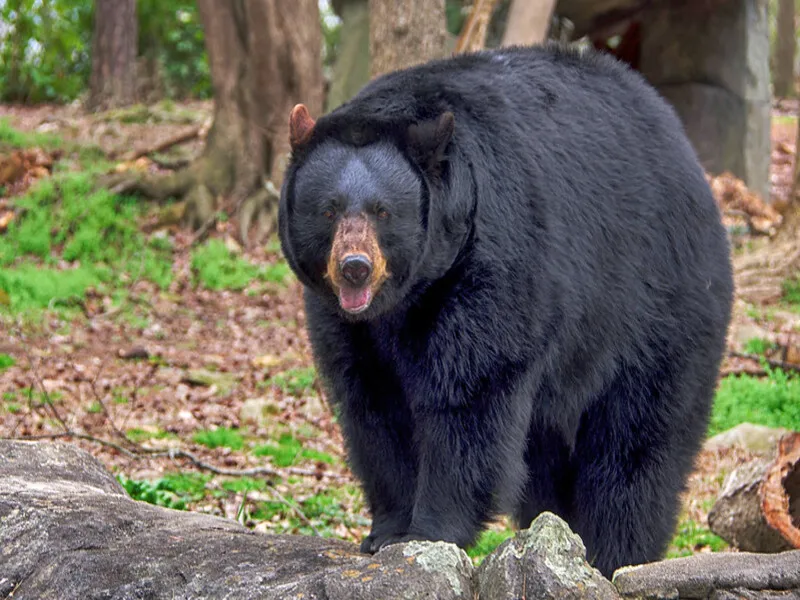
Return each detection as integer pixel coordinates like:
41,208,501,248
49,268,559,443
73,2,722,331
501,0,557,47
88,0,138,111
774,0,796,98
368,0,448,78
105,0,323,246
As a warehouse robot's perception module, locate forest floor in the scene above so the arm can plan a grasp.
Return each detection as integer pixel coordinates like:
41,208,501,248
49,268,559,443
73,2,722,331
1,99,799,562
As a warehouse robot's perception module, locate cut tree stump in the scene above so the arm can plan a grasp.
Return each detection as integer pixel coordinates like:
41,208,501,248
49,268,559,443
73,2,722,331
708,432,800,552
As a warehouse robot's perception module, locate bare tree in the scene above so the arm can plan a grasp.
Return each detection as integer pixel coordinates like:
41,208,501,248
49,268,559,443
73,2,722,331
108,0,323,245
501,0,556,47
368,0,447,78
774,0,796,98
88,0,138,111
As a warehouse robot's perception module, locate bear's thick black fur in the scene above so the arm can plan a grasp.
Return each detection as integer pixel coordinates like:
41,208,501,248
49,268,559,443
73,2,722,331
279,44,734,577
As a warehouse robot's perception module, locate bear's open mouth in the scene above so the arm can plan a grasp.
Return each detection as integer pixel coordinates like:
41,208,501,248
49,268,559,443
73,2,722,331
338,286,372,314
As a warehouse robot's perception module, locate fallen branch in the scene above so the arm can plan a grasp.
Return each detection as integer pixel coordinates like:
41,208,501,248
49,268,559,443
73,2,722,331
728,351,800,375
119,125,203,162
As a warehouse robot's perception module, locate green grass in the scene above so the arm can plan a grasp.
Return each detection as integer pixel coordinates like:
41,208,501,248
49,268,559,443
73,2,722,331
252,433,335,467
0,117,63,149
193,427,245,451
467,528,515,562
782,276,800,308
710,367,800,437
743,337,777,356
667,519,728,558
0,171,174,312
190,239,292,291
269,367,317,396
191,239,262,291
125,427,179,443
0,353,15,370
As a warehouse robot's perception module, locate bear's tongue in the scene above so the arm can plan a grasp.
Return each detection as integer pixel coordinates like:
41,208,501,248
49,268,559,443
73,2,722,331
339,287,371,313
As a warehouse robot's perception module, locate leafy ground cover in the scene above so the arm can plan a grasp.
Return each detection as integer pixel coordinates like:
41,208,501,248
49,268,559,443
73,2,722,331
1,104,799,564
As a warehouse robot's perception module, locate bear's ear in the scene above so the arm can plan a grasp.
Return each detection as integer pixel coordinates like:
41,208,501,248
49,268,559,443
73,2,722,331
407,111,455,176
289,104,316,151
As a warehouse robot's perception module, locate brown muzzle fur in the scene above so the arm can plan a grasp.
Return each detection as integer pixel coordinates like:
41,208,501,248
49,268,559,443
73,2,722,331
326,215,389,294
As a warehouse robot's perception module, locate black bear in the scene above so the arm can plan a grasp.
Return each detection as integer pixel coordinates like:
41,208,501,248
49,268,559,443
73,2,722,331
278,44,733,577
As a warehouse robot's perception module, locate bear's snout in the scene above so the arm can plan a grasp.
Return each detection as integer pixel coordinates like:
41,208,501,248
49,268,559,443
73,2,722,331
325,214,390,314
340,254,372,287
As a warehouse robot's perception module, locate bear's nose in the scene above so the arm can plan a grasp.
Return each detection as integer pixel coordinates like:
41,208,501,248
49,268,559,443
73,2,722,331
340,255,372,287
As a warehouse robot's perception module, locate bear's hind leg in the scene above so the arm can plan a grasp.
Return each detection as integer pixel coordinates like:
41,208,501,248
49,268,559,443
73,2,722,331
569,367,714,578
514,424,574,530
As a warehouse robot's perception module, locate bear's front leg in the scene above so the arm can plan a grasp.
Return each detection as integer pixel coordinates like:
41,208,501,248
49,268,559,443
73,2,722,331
373,389,532,551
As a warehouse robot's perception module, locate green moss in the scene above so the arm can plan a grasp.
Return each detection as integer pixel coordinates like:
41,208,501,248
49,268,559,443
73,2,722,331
466,529,515,562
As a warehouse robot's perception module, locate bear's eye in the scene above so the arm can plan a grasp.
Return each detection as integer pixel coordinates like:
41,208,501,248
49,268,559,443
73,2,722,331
377,208,390,221
322,208,336,221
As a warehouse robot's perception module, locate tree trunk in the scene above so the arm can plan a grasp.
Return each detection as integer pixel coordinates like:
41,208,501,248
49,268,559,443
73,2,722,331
368,0,447,78
326,0,370,112
774,0,797,98
501,0,556,47
708,433,800,552
104,0,323,246
88,0,138,111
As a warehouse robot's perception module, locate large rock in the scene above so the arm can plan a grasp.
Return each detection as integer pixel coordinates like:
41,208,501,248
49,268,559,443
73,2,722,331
0,440,472,600
614,552,800,599
639,0,771,201
4,440,800,599
476,512,620,599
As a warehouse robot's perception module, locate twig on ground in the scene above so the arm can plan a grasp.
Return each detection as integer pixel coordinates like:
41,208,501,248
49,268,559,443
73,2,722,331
728,351,800,375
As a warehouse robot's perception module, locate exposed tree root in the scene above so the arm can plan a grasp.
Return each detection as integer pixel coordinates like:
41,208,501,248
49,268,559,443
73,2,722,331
734,207,800,304
98,155,279,247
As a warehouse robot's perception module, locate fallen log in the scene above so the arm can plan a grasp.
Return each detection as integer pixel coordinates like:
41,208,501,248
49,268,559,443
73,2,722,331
709,432,800,552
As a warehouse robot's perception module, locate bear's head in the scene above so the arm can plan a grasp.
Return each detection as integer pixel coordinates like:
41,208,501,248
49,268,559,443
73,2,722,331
279,103,465,321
